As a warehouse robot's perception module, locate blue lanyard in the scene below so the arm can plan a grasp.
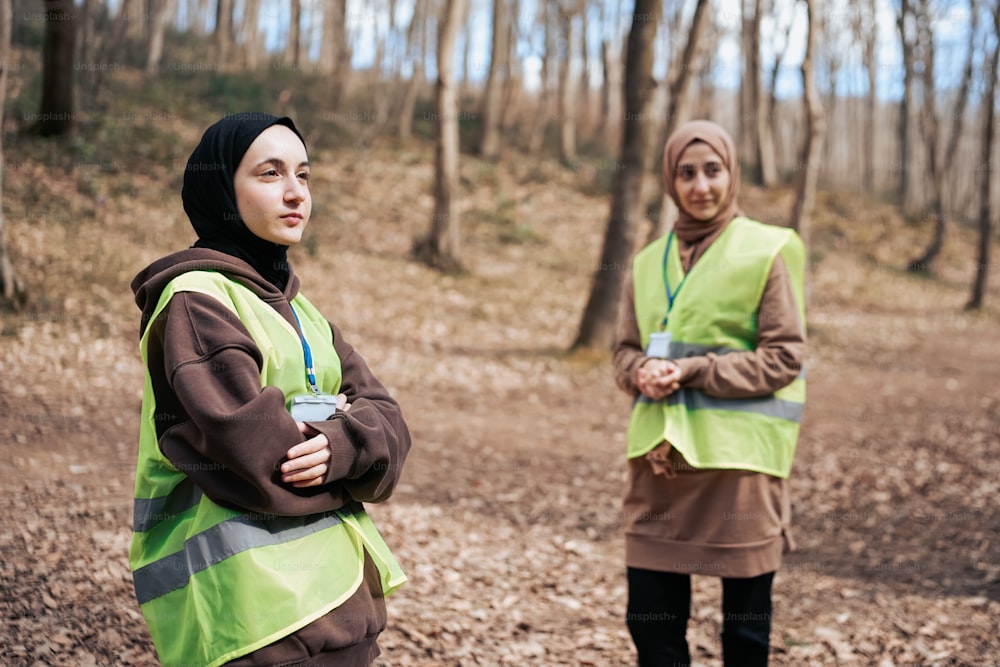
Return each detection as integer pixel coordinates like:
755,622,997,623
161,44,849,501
661,232,688,328
290,306,320,394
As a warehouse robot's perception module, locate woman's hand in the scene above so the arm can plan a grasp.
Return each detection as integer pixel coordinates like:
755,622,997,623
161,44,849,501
280,394,350,487
637,359,682,401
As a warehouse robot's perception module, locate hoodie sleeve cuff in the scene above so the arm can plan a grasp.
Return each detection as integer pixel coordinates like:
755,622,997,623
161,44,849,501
304,418,357,484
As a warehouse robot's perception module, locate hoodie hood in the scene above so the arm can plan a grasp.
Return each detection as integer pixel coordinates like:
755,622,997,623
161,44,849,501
131,248,300,337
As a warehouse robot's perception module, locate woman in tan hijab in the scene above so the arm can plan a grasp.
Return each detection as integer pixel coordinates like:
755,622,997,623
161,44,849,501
613,120,807,666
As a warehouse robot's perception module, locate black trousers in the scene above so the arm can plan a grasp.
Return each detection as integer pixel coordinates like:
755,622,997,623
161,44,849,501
626,567,775,667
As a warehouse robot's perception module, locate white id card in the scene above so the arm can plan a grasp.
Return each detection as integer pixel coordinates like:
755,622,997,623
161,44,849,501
645,332,672,358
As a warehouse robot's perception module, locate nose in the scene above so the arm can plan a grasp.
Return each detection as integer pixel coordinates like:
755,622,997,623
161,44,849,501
692,171,710,193
285,177,308,203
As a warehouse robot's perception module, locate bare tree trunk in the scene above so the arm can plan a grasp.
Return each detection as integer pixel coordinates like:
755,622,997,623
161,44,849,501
896,0,917,212
908,0,946,273
557,1,579,164
318,0,338,74
78,0,95,65
599,37,622,154
479,0,509,158
413,0,466,272
911,0,977,271
0,0,24,307
36,0,76,137
967,4,998,309
738,0,755,161
285,0,302,67
789,0,824,258
766,4,794,180
572,0,661,351
577,0,591,132
399,0,428,139
748,0,776,187
527,1,554,154
500,0,522,131
649,0,710,241
145,0,175,75
860,0,877,192
215,0,233,67
242,0,263,71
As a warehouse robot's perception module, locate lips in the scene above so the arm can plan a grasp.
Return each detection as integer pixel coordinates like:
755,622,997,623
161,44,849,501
281,213,303,224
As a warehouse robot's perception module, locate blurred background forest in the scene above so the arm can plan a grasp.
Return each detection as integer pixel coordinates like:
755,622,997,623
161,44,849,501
1,0,999,665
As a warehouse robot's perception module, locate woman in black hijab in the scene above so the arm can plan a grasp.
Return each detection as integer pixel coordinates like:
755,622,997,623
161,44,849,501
130,113,411,667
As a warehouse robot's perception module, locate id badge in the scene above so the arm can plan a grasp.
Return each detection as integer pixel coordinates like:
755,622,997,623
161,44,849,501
289,393,339,421
645,332,672,358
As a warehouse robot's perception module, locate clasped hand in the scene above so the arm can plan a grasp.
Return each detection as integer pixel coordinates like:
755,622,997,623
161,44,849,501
280,394,350,488
637,359,681,401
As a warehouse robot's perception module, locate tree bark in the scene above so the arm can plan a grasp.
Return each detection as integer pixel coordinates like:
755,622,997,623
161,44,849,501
861,0,877,192
399,0,428,139
242,0,263,71
789,0,824,259
572,0,662,351
526,1,555,154
907,0,946,273
599,37,623,154
649,0,710,241
413,0,466,272
284,0,302,67
557,1,579,164
966,4,998,309
749,0,776,187
896,0,917,211
910,0,977,271
36,0,76,137
145,0,175,75
215,0,234,67
0,0,24,307
479,0,509,158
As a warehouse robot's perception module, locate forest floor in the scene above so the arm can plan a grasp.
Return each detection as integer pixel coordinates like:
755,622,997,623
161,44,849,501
1,126,999,666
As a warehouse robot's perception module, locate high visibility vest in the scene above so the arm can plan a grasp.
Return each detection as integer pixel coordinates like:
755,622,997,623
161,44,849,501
130,271,406,667
626,217,806,478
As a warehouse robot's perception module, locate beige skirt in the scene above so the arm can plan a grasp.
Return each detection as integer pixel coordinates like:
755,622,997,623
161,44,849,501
623,445,794,579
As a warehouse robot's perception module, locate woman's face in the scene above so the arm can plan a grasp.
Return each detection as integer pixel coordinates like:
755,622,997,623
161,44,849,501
233,125,312,245
673,141,730,222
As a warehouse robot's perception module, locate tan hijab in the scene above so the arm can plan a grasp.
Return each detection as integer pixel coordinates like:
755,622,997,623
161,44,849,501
662,120,742,243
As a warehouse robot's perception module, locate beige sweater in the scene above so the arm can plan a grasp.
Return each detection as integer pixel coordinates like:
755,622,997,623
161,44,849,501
613,220,805,577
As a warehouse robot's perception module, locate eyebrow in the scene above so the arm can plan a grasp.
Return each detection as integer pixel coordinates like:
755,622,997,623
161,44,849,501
253,158,310,170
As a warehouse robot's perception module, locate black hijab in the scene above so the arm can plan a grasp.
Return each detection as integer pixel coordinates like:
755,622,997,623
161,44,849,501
182,112,306,291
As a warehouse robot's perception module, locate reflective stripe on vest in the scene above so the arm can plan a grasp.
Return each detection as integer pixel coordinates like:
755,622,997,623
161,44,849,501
626,218,806,478
131,271,406,667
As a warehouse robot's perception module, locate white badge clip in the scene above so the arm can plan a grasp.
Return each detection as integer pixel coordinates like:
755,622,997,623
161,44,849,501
645,331,672,358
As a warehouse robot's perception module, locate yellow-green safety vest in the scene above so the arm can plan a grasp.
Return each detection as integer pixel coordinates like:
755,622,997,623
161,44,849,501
627,217,806,478
130,271,406,667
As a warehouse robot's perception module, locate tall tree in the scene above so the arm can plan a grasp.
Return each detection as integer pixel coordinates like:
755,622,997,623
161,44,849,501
36,0,76,137
909,0,978,272
399,0,429,139
0,0,23,306
215,0,234,67
748,0,777,187
573,0,662,350
649,0,711,241
284,0,302,67
241,0,263,71
789,0,824,257
319,0,348,75
854,0,878,192
896,0,918,212
413,0,467,272
526,1,555,153
557,0,580,163
967,3,999,309
146,0,176,75
479,0,510,158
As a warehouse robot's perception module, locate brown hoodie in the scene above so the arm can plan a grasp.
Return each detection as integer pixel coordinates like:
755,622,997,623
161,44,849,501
132,247,411,517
